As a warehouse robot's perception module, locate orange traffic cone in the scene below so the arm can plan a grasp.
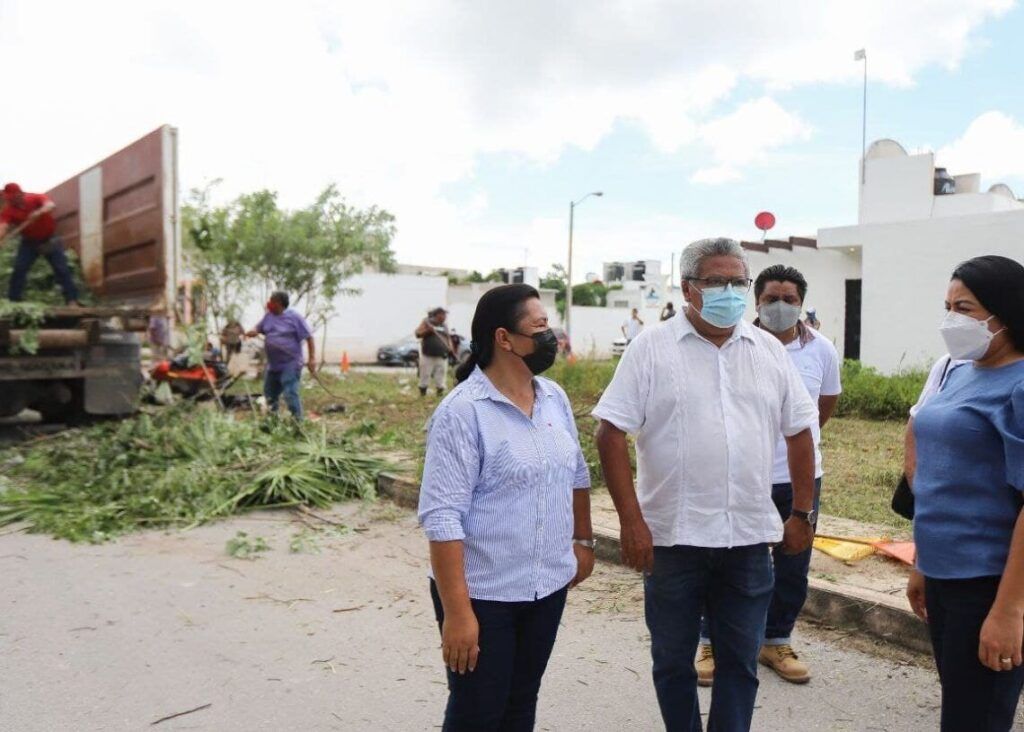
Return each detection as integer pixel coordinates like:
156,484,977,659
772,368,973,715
340,351,351,374
567,350,578,365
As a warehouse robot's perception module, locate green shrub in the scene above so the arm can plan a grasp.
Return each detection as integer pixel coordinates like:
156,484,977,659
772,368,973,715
835,360,928,421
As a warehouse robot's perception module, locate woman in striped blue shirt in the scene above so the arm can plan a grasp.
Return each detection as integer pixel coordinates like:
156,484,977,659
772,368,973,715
418,284,594,731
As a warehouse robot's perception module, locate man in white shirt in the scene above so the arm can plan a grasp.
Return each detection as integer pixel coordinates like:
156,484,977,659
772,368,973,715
621,308,644,343
593,238,817,732
697,264,841,687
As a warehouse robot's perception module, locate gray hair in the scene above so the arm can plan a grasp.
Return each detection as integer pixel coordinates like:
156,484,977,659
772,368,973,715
679,237,749,280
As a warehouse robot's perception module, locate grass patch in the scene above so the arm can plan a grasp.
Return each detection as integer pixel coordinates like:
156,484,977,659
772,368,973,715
819,417,909,531
303,360,908,529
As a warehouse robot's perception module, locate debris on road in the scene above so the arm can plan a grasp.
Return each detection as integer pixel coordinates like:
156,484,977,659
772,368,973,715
0,404,388,542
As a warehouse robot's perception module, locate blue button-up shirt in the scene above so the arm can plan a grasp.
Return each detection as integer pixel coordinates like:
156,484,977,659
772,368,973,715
418,366,591,602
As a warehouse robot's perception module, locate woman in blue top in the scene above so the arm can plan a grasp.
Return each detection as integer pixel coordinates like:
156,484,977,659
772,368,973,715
417,284,594,731
907,255,1024,732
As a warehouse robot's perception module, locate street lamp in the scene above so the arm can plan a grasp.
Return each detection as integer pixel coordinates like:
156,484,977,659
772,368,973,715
565,191,603,344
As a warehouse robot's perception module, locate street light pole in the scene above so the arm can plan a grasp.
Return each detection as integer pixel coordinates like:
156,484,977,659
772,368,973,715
564,191,603,344
854,48,867,184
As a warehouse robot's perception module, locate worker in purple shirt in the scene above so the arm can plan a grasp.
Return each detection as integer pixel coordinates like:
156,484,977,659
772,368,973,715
246,291,316,420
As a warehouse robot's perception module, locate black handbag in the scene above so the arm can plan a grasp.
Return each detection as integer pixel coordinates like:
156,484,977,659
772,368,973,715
891,475,914,520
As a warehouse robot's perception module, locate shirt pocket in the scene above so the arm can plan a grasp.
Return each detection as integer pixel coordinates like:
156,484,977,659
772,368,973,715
481,437,543,493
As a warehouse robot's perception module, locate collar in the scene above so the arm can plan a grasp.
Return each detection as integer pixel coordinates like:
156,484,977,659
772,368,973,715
466,365,556,403
675,307,757,343
750,318,816,346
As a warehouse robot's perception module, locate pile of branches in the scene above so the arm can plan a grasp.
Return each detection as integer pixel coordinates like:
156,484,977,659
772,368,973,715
0,406,387,542
0,300,47,354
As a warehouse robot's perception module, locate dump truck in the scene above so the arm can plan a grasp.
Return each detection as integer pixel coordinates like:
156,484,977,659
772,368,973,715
0,126,181,422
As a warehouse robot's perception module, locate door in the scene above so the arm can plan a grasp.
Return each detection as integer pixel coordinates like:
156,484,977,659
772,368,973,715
844,279,862,361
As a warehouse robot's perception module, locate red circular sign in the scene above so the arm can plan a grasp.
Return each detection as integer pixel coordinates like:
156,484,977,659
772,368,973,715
754,211,776,231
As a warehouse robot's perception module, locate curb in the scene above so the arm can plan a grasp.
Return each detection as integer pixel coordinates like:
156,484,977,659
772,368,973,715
376,474,932,656
592,527,932,656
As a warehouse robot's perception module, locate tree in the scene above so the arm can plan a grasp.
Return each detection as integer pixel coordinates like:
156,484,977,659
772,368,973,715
540,263,568,316
183,184,396,342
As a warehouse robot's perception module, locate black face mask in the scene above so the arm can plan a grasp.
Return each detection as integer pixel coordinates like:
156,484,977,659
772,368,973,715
513,328,559,375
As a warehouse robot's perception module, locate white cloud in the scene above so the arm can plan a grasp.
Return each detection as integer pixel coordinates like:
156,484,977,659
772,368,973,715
690,97,813,185
0,0,1011,275
690,166,743,186
937,111,1024,182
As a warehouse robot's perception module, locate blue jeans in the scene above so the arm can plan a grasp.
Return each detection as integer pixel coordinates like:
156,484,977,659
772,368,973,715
430,580,568,731
8,236,79,303
925,575,1024,731
700,478,822,646
263,366,303,419
646,543,774,732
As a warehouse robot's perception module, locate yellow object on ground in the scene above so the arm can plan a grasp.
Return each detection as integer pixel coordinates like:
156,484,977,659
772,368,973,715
812,534,885,563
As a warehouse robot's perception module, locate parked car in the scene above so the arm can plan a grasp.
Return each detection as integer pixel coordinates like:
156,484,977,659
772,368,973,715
611,336,627,357
377,339,420,367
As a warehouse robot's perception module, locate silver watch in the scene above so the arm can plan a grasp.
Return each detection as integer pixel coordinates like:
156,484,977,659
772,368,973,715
573,538,597,550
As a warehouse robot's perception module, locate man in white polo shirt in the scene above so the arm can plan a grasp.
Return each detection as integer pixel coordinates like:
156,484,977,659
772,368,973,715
698,264,841,687
594,238,817,732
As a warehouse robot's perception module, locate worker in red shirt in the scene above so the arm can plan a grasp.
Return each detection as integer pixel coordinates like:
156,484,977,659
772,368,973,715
0,182,79,304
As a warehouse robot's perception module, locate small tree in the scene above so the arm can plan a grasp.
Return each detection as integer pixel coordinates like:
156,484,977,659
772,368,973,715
183,184,396,348
540,263,568,316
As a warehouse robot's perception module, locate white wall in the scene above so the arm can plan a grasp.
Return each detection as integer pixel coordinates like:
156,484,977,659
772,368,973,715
569,305,666,358
236,277,563,365
854,210,1024,373
859,152,935,225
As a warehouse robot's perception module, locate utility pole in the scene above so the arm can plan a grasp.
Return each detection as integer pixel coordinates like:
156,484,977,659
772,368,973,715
564,191,603,343
855,48,867,184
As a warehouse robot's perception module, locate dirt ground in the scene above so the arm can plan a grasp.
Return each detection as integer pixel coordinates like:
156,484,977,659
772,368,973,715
1,500,962,731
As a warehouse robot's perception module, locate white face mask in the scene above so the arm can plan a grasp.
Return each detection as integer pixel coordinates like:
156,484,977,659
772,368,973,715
939,311,1003,360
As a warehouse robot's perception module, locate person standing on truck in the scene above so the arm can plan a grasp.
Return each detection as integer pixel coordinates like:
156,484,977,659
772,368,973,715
0,183,79,304
416,307,454,398
245,291,316,420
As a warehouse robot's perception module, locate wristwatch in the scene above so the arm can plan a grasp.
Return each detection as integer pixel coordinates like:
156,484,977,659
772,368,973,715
573,538,597,550
792,509,816,526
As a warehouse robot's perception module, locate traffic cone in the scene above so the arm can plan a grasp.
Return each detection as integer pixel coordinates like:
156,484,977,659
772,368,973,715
340,351,351,374
567,350,578,365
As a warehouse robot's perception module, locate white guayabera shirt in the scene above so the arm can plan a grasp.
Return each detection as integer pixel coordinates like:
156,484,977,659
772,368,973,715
592,312,817,549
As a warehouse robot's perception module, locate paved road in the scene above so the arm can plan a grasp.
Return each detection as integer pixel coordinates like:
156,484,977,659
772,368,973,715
0,502,977,731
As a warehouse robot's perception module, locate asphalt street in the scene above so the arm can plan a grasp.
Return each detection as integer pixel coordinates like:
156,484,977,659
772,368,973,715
0,501,985,731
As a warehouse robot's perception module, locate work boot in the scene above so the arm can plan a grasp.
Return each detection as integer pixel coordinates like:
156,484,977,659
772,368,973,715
759,644,810,684
695,643,714,687
419,386,427,397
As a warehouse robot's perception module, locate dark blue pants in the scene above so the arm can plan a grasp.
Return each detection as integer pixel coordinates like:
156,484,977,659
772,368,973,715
263,366,303,419
925,575,1024,732
8,236,79,303
430,580,568,732
646,543,774,732
700,478,822,645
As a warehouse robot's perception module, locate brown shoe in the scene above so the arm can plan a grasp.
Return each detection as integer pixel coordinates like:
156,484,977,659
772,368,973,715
759,644,810,684
695,643,714,687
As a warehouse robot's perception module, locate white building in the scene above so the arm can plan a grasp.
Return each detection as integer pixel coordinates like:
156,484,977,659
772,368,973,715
818,139,1024,373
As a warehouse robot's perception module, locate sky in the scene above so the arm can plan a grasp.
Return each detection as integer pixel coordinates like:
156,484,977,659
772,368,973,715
4,0,1024,282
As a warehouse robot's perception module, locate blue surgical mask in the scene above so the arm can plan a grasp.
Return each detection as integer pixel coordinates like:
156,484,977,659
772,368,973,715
699,284,747,328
